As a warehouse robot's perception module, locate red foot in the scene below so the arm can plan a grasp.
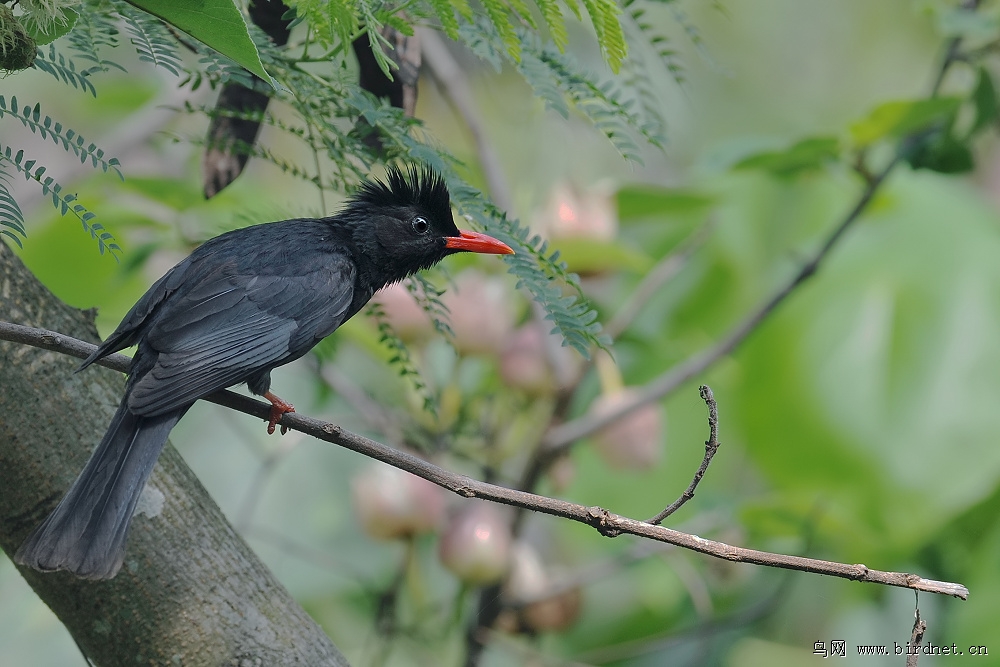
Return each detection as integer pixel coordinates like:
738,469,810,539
263,391,295,435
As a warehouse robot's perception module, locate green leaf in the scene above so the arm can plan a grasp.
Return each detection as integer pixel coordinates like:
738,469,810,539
481,0,520,61
971,67,998,136
581,0,626,72
20,8,79,45
733,136,841,176
554,237,653,274
906,132,974,174
536,0,569,51
849,97,962,148
124,0,275,87
425,0,461,39
616,186,715,221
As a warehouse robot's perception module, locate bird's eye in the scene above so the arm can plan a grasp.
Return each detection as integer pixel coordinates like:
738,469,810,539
411,216,430,234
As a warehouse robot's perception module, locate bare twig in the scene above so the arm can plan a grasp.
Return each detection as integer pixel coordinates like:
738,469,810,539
647,385,720,525
906,602,928,667
0,321,970,600
504,513,724,609
604,219,715,340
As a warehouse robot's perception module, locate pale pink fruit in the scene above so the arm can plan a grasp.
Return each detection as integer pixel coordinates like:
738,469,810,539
590,388,665,470
537,182,618,242
442,271,514,355
438,503,512,585
373,282,433,341
500,325,553,393
504,543,582,632
351,464,445,540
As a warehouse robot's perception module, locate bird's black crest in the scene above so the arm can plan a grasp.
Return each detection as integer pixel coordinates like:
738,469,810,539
353,165,452,217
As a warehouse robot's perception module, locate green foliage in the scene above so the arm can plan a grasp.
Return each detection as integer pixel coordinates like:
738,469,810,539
444,178,610,356
291,0,627,74
0,145,121,258
0,93,123,257
116,1,183,75
423,0,463,40
849,97,962,148
406,272,455,340
367,300,439,413
0,96,124,178
124,0,274,85
66,5,128,73
290,0,359,52
481,0,521,61
529,41,661,158
32,44,98,96
0,167,26,248
4,0,641,357
581,0,627,71
535,0,569,51
460,19,663,163
906,131,974,174
734,137,841,177
181,49,257,91
623,0,686,85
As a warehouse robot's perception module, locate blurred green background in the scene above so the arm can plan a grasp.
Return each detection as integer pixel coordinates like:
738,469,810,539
3,0,999,665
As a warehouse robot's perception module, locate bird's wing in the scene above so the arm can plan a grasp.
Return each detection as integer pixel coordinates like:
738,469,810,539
126,254,356,416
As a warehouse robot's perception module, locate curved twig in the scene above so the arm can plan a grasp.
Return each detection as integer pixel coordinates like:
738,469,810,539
647,384,719,525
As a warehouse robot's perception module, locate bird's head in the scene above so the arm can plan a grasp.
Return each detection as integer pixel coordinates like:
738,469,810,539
345,166,513,285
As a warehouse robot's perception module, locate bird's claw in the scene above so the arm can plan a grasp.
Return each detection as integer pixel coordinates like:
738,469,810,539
263,391,295,435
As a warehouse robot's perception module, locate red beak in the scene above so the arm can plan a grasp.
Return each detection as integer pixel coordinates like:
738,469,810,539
444,230,514,255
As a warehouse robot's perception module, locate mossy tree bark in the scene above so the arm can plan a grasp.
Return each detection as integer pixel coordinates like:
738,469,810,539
0,241,349,666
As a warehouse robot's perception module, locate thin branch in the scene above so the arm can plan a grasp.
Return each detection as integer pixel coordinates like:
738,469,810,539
647,384,719,524
420,29,513,212
0,321,970,600
906,602,928,667
504,513,725,610
604,219,714,340
541,154,900,453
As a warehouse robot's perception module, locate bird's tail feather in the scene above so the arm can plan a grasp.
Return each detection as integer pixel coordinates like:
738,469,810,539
14,401,184,579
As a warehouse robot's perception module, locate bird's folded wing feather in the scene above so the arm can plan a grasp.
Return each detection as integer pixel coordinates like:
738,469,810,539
127,255,356,416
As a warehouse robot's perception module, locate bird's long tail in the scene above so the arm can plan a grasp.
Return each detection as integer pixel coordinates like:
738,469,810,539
14,400,185,579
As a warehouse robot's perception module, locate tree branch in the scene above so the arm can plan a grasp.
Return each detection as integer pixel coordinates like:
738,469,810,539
647,384,720,525
420,28,513,212
541,154,900,453
907,602,928,667
539,0,976,457
604,219,714,340
0,321,969,600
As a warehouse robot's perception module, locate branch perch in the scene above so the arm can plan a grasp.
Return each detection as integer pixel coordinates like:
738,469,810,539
0,321,969,600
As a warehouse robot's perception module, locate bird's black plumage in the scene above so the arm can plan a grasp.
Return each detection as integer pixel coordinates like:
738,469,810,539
15,166,512,579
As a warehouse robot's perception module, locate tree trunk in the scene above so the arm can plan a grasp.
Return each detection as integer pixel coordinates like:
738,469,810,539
0,241,350,666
